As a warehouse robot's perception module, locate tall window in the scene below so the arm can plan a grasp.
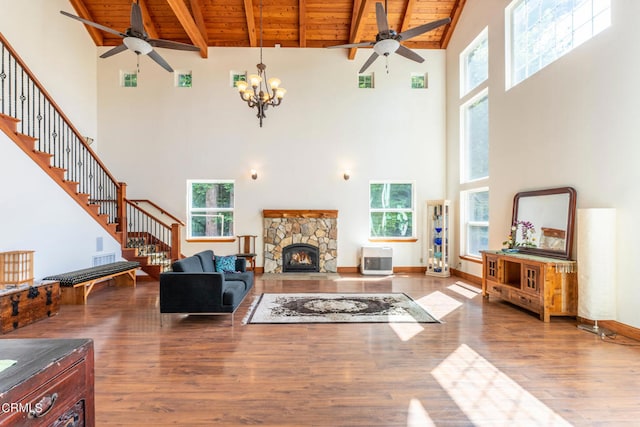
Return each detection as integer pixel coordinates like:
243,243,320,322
187,180,234,239
461,188,489,257
460,89,489,183
459,28,490,258
507,0,611,88
369,182,415,239
460,27,488,97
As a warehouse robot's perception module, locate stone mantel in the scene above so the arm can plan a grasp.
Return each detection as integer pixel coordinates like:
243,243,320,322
262,210,338,273
262,209,338,219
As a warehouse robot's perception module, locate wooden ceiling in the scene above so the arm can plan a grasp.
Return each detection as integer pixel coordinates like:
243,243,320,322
66,0,466,60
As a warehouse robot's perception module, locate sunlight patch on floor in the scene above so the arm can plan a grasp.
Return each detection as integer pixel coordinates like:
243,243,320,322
431,344,572,426
447,282,481,299
406,398,436,427
388,320,424,341
415,291,463,320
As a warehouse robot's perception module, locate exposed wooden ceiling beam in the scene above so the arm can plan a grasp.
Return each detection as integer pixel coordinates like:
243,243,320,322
67,0,104,45
243,0,257,47
441,0,466,48
138,0,160,39
348,0,371,61
298,0,307,48
166,0,209,58
400,0,417,33
189,0,209,45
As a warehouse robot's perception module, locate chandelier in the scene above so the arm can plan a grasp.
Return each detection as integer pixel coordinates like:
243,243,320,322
235,0,286,127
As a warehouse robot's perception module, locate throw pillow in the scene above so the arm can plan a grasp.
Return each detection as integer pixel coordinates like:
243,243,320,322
214,255,237,273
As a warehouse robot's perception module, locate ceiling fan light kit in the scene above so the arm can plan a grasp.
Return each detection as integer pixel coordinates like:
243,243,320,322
123,37,152,55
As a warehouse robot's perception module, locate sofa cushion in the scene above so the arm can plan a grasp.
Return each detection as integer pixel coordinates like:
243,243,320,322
215,255,237,273
222,281,246,306
195,250,216,272
224,271,254,291
171,256,204,273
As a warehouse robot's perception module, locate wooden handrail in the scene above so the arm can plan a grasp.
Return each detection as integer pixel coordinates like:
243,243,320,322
0,32,121,188
128,199,186,226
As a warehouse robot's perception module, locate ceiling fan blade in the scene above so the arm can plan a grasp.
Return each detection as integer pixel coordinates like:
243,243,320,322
375,2,390,35
60,11,126,38
395,45,425,63
130,1,146,37
99,43,128,59
359,52,380,73
147,50,174,72
327,41,375,49
148,38,201,51
397,17,452,41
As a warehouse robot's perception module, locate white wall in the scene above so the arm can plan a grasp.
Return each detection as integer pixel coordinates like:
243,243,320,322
96,46,447,267
0,0,121,279
446,0,640,328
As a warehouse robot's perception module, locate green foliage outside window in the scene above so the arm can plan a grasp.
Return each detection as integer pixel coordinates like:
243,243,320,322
123,73,137,88
411,74,426,89
177,73,192,87
232,73,247,87
358,74,374,89
369,183,414,238
188,181,234,238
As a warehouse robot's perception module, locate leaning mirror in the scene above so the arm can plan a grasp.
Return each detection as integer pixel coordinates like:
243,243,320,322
511,186,577,260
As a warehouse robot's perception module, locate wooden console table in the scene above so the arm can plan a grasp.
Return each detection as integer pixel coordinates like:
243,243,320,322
481,250,577,322
0,338,94,426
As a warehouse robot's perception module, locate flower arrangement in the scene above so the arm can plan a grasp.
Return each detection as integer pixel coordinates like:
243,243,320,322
503,220,536,249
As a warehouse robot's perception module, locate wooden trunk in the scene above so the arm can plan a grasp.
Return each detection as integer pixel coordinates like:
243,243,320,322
0,281,60,333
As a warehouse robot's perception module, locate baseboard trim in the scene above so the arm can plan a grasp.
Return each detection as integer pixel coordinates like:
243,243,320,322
577,318,640,342
450,268,482,286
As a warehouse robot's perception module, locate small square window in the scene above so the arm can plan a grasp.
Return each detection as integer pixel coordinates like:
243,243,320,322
175,71,192,87
231,71,247,88
358,73,374,89
120,71,137,88
411,73,428,89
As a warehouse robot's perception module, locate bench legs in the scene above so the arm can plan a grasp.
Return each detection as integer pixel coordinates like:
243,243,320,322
60,269,137,305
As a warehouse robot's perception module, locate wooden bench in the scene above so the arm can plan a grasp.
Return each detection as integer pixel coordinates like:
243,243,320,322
43,261,140,305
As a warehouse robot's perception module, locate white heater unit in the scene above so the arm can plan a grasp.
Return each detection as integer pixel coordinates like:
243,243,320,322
360,247,393,275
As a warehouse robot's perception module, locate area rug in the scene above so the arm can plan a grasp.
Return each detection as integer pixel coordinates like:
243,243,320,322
245,293,440,324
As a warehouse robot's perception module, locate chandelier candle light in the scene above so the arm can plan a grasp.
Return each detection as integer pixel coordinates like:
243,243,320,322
236,0,286,127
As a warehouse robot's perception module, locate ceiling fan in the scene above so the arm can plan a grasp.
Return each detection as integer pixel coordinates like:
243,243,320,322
328,2,451,73
60,1,200,72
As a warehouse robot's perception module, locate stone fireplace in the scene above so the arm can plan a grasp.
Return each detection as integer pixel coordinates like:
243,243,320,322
263,210,338,273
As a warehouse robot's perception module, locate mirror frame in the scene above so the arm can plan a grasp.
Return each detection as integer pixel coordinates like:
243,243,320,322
511,186,577,260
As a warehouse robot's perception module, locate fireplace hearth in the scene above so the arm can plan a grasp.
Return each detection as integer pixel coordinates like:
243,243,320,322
283,244,319,273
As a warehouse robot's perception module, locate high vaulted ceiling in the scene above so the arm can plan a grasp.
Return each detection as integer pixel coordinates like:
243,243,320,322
65,0,466,60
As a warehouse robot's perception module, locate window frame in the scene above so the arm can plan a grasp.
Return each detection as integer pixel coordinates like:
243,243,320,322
460,87,489,185
368,181,417,242
186,179,235,241
460,187,489,259
506,0,611,89
460,27,488,97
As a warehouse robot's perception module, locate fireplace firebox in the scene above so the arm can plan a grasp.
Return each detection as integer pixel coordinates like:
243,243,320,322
282,244,320,273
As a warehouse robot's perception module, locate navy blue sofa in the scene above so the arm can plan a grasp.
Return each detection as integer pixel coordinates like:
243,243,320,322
159,250,254,325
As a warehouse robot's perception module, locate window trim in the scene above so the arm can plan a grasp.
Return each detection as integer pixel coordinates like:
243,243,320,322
368,180,417,241
459,26,488,98
186,179,235,241
459,87,489,185
460,187,489,259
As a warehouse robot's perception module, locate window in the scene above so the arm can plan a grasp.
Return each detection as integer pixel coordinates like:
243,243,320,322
460,89,489,183
358,73,374,89
175,71,192,87
461,188,489,257
411,73,428,89
187,180,234,239
120,71,137,87
231,71,247,88
369,182,415,239
507,0,611,88
460,27,488,97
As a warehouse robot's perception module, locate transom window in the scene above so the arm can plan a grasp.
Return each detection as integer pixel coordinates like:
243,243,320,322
369,182,415,239
460,27,488,97
461,188,489,258
187,180,234,240
460,89,489,184
507,0,611,88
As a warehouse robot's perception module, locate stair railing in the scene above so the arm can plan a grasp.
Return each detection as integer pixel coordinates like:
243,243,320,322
125,200,182,262
0,32,121,224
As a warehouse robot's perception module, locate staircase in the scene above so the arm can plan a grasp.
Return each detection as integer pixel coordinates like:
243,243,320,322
0,32,181,279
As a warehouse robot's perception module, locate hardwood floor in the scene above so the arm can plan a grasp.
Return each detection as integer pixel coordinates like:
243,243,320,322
4,273,640,426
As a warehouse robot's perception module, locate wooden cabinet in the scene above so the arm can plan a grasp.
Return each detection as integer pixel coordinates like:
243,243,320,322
481,250,577,322
0,339,94,426
0,281,60,333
